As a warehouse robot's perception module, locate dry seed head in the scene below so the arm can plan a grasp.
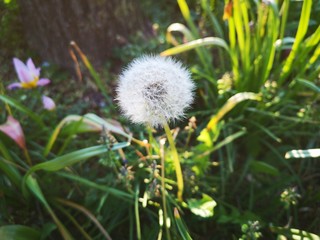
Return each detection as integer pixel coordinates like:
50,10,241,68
116,55,194,127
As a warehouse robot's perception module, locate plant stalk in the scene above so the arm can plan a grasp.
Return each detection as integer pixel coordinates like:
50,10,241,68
163,122,184,202
160,139,171,240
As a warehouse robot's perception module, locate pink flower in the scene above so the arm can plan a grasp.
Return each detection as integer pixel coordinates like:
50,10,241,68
42,95,56,111
0,116,26,149
8,58,51,90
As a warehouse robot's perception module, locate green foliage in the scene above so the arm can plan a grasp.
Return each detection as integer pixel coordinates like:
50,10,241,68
159,0,320,238
0,0,320,239
0,225,41,240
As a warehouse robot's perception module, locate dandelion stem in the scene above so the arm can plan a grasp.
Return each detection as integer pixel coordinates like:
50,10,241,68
163,122,184,202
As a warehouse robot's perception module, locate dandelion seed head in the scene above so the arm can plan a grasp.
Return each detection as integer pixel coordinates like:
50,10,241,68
116,55,194,127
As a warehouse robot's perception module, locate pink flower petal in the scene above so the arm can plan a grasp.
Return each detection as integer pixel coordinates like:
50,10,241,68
26,58,40,77
0,116,26,149
37,78,51,86
13,58,33,83
7,82,22,90
42,95,56,111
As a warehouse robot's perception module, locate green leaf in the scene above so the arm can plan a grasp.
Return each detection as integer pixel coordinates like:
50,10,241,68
250,161,280,176
44,115,85,156
0,225,41,240
197,128,215,147
33,143,129,175
296,78,320,93
177,0,199,38
280,0,312,81
44,113,131,156
57,172,133,200
160,37,229,56
84,113,131,139
198,92,259,146
187,194,217,218
270,226,320,240
285,148,320,159
25,176,73,240
206,92,261,130
0,157,22,187
0,94,45,127
40,223,57,240
174,208,192,240
166,23,193,45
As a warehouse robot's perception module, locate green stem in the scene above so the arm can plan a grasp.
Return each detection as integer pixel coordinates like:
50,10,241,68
135,185,141,240
160,139,171,240
23,148,32,166
163,122,184,202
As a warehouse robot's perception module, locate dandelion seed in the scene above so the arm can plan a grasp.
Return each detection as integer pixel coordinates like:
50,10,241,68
116,55,194,128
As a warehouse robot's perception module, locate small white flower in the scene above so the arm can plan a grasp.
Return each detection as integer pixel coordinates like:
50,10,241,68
116,55,194,127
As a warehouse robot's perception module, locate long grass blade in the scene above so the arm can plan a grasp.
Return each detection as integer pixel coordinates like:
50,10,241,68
0,157,22,187
32,143,128,175
206,92,261,131
0,94,44,127
166,23,193,46
57,172,133,200
173,208,192,240
176,0,199,38
198,92,260,146
295,78,320,93
280,0,312,82
285,148,320,159
160,37,229,56
55,198,112,240
44,113,131,156
197,130,246,158
0,225,41,240
270,226,320,240
69,41,110,102
54,204,92,240
44,115,94,156
25,175,73,239
176,0,214,75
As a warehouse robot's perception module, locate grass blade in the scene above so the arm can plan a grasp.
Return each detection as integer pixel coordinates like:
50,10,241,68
55,198,112,240
160,37,229,56
57,172,133,200
0,225,41,240
206,92,261,131
44,113,131,156
32,143,128,175
295,78,320,93
0,157,22,187
280,0,312,82
0,94,44,127
166,23,193,46
69,41,110,102
174,208,192,240
43,115,95,156
270,226,320,240
25,175,73,239
285,148,320,159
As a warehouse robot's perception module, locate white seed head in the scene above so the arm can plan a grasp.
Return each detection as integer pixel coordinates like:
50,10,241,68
116,55,195,128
